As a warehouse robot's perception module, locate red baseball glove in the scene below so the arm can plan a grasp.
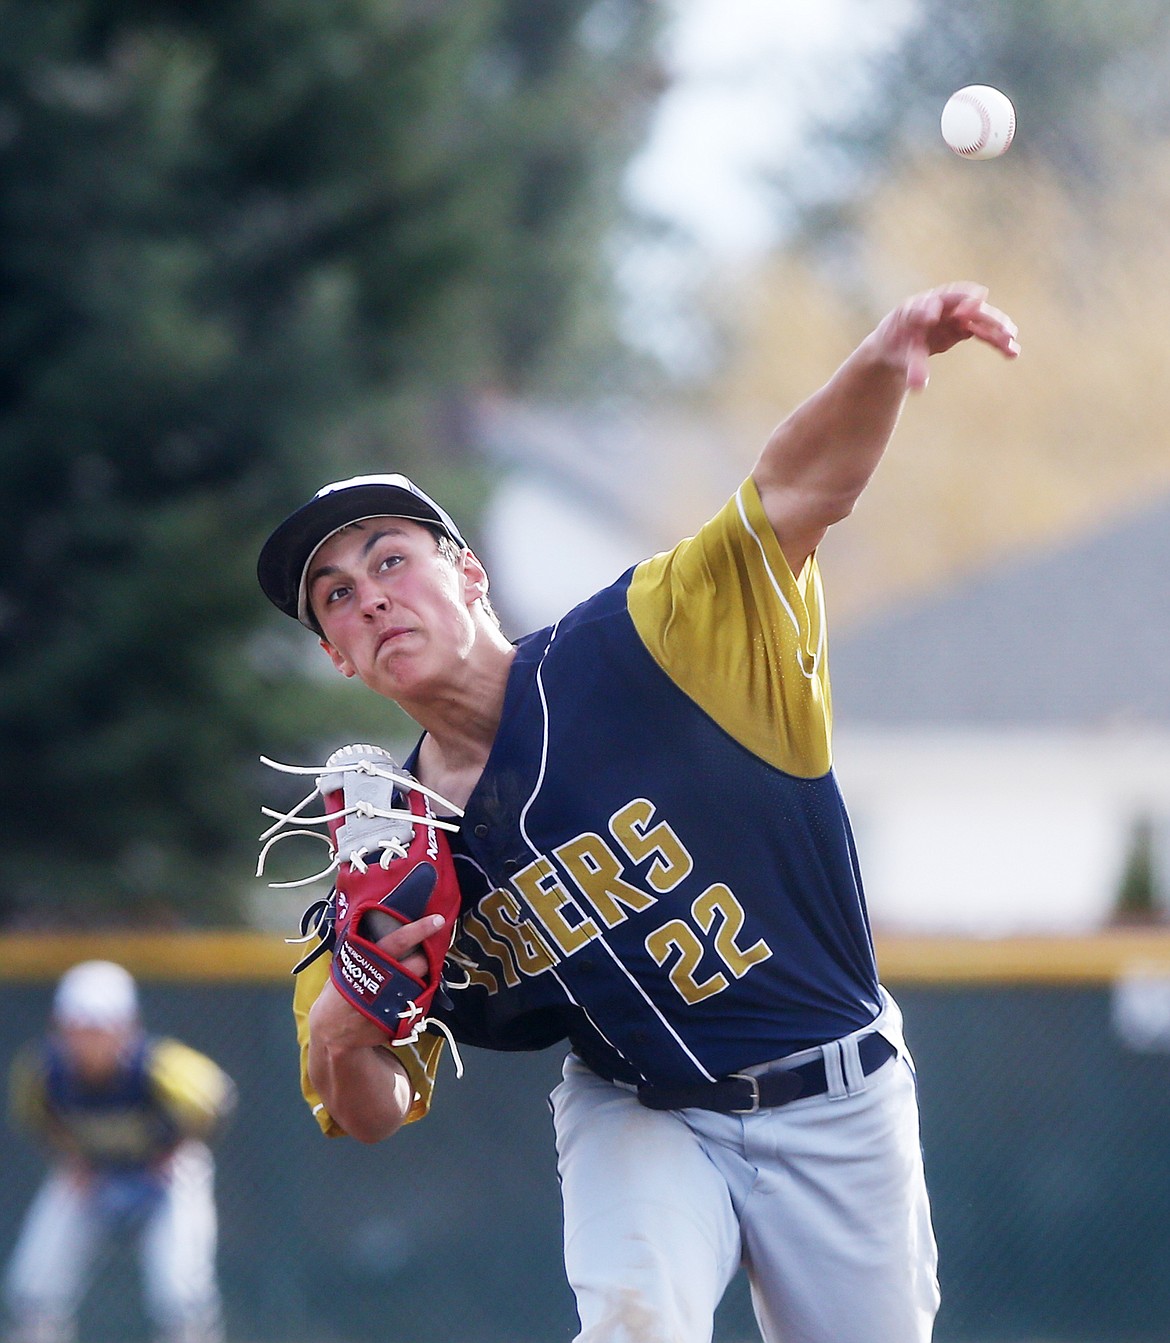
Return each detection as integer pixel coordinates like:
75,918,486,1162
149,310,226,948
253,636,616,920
259,744,463,1046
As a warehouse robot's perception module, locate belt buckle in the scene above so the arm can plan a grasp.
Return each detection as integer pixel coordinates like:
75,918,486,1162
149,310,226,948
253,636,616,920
729,1073,760,1114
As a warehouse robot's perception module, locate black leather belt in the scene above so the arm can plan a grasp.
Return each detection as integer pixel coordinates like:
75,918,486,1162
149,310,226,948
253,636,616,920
636,1033,897,1115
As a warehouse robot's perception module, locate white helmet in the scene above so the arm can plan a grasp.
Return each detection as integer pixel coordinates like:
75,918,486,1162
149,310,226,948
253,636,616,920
52,960,139,1029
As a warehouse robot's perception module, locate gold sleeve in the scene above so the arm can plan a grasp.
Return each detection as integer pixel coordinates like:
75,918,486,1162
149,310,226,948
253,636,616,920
149,1039,237,1140
292,952,446,1136
8,1044,51,1139
627,478,833,778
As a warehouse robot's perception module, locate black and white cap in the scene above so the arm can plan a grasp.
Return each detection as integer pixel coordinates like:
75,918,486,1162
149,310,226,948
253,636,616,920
257,473,468,630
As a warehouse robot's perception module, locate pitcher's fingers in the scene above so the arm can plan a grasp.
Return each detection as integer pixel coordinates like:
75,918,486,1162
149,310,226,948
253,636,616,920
376,913,445,978
964,307,1021,354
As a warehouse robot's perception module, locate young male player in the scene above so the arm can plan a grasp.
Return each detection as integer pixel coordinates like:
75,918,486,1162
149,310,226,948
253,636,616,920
3,960,236,1343
258,281,1020,1343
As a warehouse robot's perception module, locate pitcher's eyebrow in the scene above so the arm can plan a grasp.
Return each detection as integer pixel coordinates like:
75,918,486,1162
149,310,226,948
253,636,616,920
307,525,411,591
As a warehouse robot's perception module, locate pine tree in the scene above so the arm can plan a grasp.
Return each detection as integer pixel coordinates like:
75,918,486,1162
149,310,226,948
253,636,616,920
0,0,662,924
1113,816,1163,925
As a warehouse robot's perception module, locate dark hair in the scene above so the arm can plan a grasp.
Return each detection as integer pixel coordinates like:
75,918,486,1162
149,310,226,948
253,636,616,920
428,527,501,629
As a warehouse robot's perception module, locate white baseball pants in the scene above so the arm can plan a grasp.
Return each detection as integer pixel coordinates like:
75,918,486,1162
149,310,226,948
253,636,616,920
3,1141,224,1343
550,1002,939,1343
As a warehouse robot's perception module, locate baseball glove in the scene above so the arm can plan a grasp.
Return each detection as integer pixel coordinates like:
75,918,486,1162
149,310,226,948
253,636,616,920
258,744,464,1049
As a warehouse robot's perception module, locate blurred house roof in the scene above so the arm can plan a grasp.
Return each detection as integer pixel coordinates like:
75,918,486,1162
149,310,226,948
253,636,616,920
828,491,1170,728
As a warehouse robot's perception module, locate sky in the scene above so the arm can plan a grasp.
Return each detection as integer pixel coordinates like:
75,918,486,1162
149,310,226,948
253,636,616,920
487,1,917,631
613,0,914,376
624,0,914,261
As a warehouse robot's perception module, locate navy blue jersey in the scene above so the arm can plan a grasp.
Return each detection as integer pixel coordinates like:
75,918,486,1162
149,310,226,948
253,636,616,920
295,479,883,1122
434,481,880,1086
10,1034,235,1168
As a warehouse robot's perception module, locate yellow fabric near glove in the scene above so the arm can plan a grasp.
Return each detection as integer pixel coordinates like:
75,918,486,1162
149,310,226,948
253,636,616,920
292,952,444,1135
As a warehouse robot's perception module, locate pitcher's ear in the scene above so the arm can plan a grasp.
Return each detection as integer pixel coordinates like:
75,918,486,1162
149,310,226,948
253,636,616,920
461,548,490,604
320,638,356,679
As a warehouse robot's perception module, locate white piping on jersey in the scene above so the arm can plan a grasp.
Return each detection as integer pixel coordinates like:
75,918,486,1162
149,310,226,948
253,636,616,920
734,484,824,682
456,838,632,1075
514,620,719,1084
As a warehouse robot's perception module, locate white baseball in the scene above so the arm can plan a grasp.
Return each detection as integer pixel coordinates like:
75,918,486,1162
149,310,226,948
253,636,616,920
941,85,1016,160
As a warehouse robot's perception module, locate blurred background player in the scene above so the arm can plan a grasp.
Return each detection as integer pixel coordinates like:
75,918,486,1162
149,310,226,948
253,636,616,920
2,960,236,1343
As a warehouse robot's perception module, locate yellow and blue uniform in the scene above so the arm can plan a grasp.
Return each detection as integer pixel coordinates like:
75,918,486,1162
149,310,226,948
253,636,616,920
295,478,882,1119
284,472,938,1343
436,477,879,1089
4,1034,234,1343
11,1035,234,1172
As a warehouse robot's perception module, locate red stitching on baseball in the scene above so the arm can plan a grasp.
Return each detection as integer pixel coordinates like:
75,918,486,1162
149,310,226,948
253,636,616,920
955,90,992,156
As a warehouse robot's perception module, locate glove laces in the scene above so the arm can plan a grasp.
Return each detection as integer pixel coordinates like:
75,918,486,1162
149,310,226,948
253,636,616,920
256,748,462,888
257,744,468,1075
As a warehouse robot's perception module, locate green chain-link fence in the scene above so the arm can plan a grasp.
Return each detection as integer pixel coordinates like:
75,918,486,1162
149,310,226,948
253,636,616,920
2,935,1170,1343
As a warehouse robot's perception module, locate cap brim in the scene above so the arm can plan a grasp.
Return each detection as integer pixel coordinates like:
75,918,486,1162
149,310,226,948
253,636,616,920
257,482,466,627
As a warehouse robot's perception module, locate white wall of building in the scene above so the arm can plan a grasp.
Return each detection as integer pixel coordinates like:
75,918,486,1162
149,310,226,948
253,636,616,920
833,727,1170,935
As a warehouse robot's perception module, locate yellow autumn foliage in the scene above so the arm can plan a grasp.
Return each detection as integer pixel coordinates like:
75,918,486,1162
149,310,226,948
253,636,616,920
694,147,1170,626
